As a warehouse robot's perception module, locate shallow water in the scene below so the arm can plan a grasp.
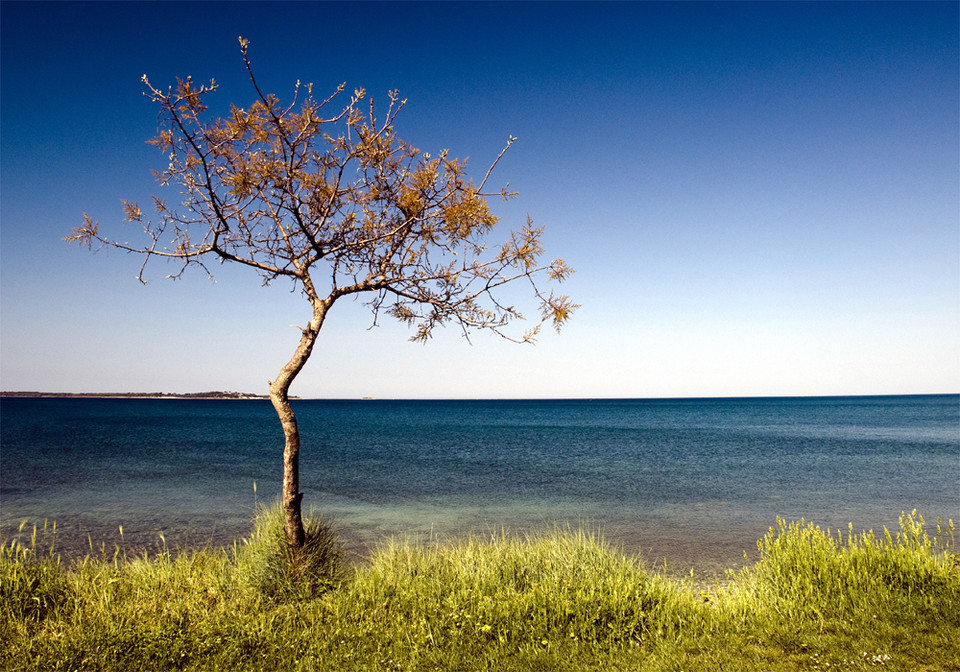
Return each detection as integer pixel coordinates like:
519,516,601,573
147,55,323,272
2,395,957,576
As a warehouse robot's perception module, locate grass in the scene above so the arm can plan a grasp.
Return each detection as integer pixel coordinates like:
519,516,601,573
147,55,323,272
234,504,344,601
1,509,957,671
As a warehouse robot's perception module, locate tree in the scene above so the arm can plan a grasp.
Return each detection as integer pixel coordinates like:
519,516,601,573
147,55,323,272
67,38,576,550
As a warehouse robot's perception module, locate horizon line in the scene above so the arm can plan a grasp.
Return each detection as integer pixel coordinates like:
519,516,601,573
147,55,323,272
2,391,957,402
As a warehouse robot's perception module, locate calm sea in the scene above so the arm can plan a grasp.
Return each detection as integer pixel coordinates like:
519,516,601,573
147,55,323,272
1,395,957,575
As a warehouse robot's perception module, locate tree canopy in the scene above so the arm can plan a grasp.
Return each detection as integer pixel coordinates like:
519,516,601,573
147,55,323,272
69,38,575,344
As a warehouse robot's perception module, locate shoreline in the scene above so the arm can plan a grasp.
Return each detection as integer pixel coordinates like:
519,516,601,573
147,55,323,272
4,503,953,586
0,512,762,583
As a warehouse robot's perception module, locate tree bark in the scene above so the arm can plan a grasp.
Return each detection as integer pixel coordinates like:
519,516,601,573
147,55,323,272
268,301,328,549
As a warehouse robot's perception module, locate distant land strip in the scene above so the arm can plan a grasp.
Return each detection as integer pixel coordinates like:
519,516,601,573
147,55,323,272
0,391,279,399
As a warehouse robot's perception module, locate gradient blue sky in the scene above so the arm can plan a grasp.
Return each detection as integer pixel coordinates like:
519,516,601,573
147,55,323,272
1,1,957,398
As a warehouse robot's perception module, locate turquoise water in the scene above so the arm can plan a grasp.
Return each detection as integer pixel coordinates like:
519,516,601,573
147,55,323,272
1,395,957,573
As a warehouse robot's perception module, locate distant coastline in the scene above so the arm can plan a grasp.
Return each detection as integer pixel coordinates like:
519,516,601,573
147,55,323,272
0,391,274,400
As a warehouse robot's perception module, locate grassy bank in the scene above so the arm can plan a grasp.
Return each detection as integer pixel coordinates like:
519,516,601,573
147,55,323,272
2,510,957,671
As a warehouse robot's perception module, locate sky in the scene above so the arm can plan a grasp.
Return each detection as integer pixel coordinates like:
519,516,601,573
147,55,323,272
1,1,957,399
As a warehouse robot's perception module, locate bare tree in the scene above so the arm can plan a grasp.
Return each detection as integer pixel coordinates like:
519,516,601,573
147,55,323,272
67,38,576,549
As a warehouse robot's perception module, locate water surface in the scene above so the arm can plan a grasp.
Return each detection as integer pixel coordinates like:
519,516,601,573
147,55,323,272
2,395,956,576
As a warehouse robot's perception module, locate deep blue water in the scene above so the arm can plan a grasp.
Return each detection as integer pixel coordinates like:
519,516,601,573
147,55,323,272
1,395,957,572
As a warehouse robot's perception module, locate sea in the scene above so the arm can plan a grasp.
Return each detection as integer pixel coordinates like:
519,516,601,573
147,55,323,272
1,395,957,577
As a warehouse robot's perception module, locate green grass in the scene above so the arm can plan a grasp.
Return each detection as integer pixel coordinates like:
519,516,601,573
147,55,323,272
2,510,957,671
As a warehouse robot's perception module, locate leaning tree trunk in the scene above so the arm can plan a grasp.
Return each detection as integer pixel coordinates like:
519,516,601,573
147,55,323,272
268,301,328,549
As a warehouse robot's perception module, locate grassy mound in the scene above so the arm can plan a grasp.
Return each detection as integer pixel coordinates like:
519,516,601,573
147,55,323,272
1,511,957,671
234,504,344,601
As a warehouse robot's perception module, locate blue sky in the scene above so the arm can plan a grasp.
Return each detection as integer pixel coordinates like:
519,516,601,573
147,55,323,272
1,1,957,399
